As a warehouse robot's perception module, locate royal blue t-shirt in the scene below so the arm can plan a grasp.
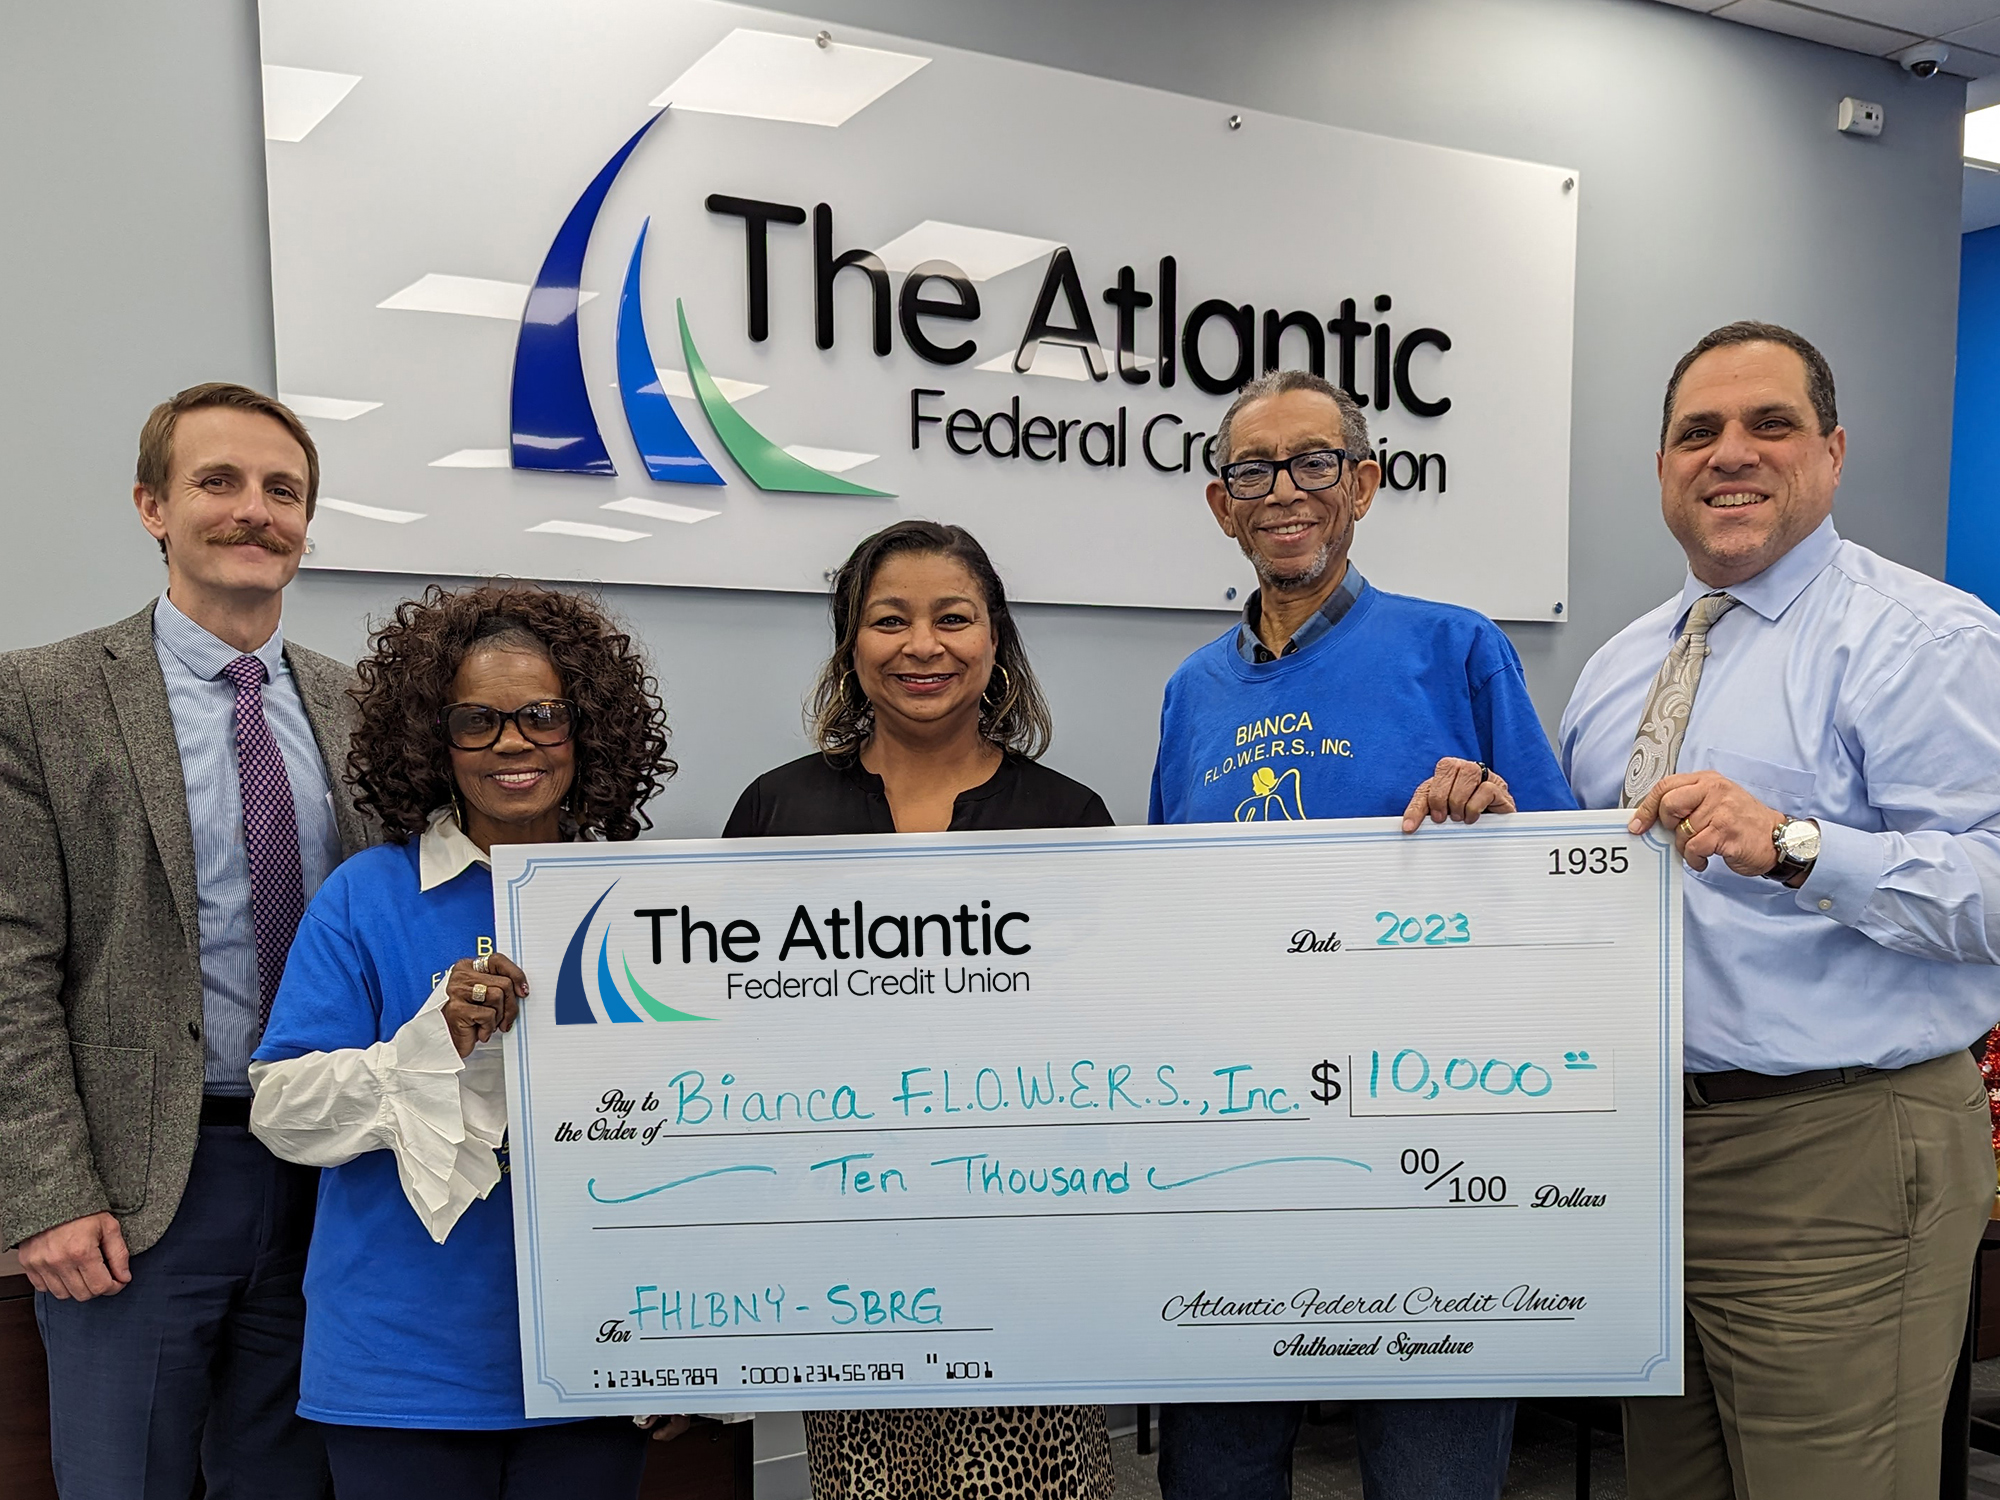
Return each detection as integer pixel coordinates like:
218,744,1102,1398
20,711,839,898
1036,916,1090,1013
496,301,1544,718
1149,582,1575,824
254,840,554,1429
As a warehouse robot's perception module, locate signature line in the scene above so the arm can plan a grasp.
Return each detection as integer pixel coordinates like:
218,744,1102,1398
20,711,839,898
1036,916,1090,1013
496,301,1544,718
587,1165,778,1203
1146,1156,1372,1191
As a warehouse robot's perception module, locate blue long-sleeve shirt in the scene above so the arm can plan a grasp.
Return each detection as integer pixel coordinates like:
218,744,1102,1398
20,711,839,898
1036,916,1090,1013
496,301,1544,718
1150,577,1574,826
1559,519,2000,1074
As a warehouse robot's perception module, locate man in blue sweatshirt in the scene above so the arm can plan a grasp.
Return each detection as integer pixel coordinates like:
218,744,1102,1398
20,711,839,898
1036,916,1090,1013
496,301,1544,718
1149,368,1575,1500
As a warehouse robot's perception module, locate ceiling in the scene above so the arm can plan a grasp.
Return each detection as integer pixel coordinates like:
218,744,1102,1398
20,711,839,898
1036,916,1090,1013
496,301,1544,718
1652,0,2000,77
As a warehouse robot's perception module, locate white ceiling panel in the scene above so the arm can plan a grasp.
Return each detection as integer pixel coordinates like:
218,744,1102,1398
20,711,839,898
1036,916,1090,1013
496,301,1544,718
1947,16,2000,49
1712,0,1923,52
1836,0,2000,33
1948,43,2000,72
1655,0,2000,70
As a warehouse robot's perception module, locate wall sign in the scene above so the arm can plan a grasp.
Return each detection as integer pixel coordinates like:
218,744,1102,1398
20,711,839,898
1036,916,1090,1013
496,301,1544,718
260,0,1578,618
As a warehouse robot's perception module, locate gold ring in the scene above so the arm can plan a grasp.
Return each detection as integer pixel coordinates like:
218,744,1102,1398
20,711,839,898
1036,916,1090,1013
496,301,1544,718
1678,819,1695,838
473,954,490,974
472,982,488,1004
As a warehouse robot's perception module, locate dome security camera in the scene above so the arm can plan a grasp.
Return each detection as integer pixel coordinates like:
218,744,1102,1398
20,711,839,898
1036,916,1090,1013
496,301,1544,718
1897,41,1950,77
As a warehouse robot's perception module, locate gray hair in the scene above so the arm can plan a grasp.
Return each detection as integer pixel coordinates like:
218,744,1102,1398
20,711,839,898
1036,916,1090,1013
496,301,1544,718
1213,368,1372,469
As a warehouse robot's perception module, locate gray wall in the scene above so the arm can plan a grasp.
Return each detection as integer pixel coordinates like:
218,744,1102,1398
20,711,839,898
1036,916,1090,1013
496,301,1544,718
1,0,1967,833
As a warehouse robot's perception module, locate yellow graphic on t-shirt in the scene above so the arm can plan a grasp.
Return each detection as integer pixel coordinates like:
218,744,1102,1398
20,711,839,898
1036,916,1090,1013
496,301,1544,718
1236,766,1306,821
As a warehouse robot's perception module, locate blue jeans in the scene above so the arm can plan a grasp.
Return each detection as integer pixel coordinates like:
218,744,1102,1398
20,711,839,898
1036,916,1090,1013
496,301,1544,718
35,1125,326,1500
1157,1398,1516,1500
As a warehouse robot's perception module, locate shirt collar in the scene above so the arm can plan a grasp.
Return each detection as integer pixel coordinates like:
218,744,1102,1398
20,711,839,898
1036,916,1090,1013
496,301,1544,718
1237,566,1367,663
153,592,287,683
1675,517,1840,625
419,806,490,892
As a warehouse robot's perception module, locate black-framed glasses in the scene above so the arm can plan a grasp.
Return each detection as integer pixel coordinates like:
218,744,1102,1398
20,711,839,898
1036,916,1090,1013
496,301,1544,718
1219,448,1354,501
441,699,577,751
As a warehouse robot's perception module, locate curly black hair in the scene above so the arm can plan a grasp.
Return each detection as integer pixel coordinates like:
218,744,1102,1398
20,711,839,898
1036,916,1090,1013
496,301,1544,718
347,582,675,842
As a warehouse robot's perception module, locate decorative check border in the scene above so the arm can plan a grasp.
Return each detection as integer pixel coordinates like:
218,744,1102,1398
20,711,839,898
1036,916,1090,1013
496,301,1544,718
500,812,1681,1405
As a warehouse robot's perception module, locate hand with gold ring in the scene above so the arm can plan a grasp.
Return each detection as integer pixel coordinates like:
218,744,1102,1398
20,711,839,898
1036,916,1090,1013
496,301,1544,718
1628,771,1787,877
442,951,529,1057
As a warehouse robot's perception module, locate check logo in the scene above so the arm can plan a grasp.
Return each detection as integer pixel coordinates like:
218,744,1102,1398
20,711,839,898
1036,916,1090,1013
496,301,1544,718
553,882,713,1025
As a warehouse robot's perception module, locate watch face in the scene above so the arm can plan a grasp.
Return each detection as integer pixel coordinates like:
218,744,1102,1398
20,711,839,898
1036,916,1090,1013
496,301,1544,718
1779,820,1821,862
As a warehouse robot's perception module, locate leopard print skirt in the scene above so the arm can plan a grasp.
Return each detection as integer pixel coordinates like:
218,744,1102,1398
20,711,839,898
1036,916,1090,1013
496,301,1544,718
804,1404,1115,1499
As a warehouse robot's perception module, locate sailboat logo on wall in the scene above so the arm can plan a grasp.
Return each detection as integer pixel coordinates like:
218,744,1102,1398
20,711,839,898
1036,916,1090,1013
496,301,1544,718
555,883,715,1025
507,108,890,498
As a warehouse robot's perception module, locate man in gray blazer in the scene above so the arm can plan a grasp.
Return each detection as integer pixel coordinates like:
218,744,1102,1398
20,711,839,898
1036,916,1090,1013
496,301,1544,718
0,383,368,1499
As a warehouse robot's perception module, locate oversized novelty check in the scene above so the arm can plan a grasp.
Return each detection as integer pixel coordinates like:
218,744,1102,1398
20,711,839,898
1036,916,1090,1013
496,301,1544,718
495,810,1681,1415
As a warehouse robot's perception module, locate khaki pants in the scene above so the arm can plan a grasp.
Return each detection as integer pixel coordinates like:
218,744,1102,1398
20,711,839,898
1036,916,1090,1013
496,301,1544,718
1625,1050,1995,1500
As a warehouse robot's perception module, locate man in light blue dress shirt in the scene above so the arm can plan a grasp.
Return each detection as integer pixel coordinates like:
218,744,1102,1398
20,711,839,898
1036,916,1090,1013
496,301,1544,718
0,385,366,1498
1560,322,2000,1500
153,591,344,1099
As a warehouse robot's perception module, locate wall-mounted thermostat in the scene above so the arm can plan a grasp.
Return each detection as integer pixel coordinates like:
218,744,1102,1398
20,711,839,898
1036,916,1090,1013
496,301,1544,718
1838,97,1885,136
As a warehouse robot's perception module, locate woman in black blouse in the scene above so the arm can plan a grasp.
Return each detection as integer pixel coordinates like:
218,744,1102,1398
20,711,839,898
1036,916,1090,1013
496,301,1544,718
724,519,1114,1499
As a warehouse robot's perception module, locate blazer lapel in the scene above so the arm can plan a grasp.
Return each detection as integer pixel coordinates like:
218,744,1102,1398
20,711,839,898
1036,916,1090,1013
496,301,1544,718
100,605,201,958
287,647,368,858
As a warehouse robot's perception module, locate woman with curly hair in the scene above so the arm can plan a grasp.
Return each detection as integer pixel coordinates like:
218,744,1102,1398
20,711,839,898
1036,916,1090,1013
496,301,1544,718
725,521,1115,1500
246,582,674,1499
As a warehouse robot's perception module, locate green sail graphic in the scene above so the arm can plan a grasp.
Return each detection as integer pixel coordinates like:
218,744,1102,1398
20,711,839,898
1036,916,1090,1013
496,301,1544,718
676,300,893,498
622,954,713,1023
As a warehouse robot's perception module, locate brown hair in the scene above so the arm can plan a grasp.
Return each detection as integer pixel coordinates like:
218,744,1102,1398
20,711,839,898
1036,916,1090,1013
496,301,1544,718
136,383,320,560
807,520,1054,760
347,582,675,842
137,382,320,509
1661,321,1838,447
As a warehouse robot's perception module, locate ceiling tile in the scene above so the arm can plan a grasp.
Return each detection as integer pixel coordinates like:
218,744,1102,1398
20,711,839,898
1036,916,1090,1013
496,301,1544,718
1712,0,1922,52
1946,42,2000,73
1947,16,2000,50
1830,2,2000,36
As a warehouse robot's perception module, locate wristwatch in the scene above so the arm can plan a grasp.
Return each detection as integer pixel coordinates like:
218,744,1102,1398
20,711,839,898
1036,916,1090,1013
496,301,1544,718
1764,818,1821,883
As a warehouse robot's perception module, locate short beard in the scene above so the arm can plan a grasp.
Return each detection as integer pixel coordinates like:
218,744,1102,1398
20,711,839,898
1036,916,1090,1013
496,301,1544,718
1248,544,1344,596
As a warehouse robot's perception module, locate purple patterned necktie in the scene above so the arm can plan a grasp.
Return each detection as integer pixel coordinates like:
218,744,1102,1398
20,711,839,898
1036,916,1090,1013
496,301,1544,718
221,655,305,1031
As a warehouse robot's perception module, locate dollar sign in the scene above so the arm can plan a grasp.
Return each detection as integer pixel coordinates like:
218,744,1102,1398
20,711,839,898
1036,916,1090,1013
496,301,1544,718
1311,1059,1342,1104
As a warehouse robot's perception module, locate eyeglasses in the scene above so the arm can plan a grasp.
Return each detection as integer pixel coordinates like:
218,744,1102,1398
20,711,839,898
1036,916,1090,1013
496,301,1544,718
1219,448,1354,501
441,699,577,751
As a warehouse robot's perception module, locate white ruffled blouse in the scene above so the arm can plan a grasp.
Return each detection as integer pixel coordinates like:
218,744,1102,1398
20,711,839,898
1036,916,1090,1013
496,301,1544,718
248,809,506,1244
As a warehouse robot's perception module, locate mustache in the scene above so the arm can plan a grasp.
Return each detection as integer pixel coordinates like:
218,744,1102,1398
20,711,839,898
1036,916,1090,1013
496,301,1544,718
204,526,296,557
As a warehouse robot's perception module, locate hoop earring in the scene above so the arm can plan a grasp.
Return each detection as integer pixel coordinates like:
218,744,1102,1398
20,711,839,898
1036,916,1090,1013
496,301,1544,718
450,783,469,832
980,663,1014,735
